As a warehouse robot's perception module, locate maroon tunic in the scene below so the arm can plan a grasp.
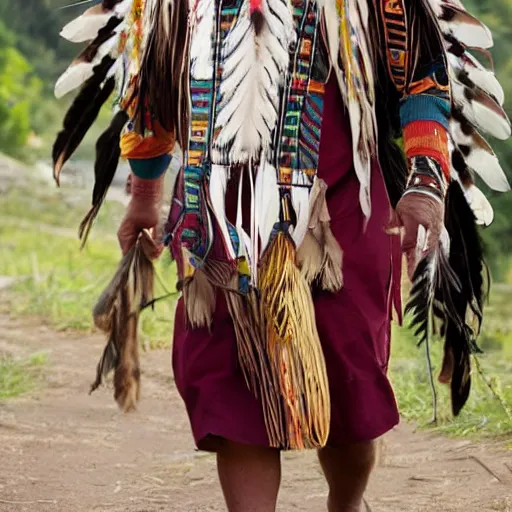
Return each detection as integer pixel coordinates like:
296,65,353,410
172,77,400,450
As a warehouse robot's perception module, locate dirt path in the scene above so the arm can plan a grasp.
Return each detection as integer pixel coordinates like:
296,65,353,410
0,314,511,512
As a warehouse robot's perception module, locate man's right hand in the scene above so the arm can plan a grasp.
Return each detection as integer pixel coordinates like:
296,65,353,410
117,173,165,259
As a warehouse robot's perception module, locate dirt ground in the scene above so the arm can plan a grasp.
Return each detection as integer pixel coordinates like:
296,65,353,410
0,313,511,512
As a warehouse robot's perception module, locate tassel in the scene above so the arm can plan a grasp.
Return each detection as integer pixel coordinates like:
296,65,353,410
224,276,286,447
180,248,216,329
297,179,343,292
259,231,330,449
91,230,155,412
79,110,129,247
297,231,324,285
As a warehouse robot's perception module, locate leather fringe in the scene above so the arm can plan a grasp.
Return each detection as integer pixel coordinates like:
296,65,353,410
297,179,343,292
180,249,235,329
224,275,286,448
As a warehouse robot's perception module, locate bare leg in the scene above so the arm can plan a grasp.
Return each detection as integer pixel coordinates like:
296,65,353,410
217,440,281,512
318,440,376,512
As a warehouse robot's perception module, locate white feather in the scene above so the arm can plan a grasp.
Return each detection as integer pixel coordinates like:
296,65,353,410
451,81,511,140
213,0,293,163
465,149,510,193
347,97,372,219
60,0,132,43
439,226,451,255
317,0,348,102
209,164,237,260
428,0,493,49
61,13,112,43
255,161,280,255
464,184,494,226
290,172,310,247
448,52,504,106
54,30,122,98
190,0,215,80
449,119,510,192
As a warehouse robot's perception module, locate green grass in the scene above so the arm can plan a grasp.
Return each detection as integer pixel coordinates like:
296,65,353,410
1,180,178,348
390,323,512,440
0,352,47,399
1,181,125,229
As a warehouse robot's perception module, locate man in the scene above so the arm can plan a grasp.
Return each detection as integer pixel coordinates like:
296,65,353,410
54,0,509,509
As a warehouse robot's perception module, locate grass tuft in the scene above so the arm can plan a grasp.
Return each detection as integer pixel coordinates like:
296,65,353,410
0,352,48,399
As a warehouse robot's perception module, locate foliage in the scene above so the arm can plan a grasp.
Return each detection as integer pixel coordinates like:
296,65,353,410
389,324,512,440
0,20,43,159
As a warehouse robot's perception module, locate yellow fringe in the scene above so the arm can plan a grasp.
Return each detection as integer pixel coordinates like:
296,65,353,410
224,276,286,448
259,232,331,449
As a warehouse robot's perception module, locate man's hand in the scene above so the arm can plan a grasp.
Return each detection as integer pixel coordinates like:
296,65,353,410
117,173,165,259
390,192,444,280
387,156,447,280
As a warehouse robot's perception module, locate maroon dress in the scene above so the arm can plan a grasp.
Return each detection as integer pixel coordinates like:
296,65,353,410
172,77,401,450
